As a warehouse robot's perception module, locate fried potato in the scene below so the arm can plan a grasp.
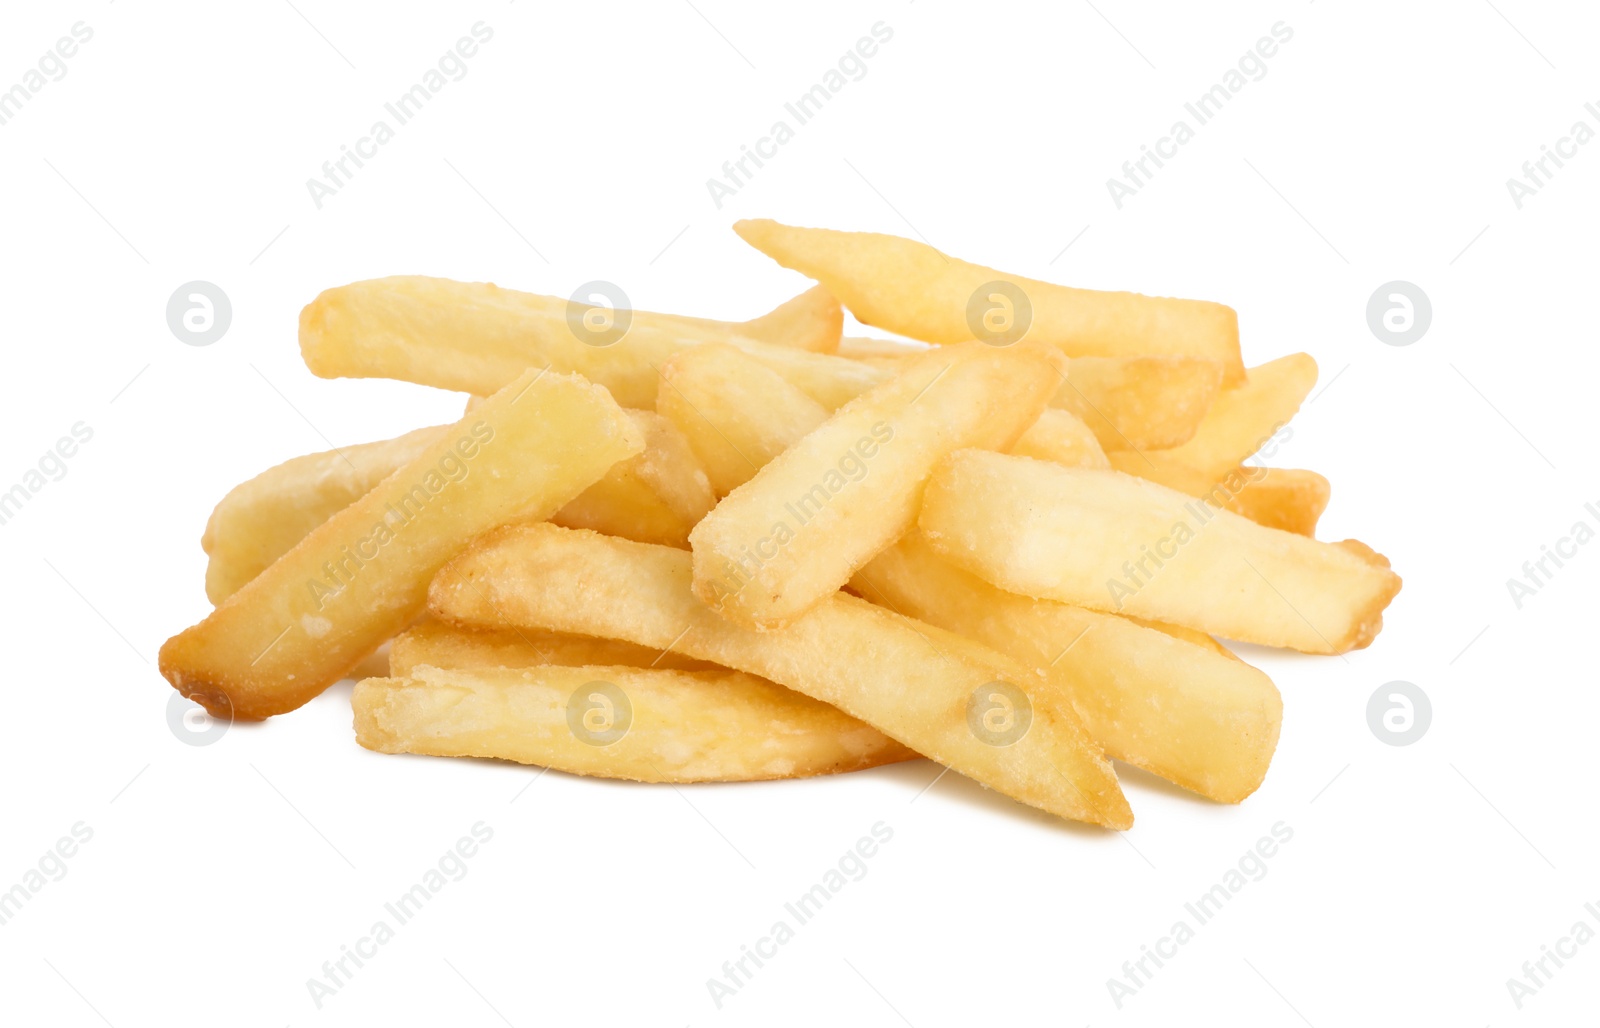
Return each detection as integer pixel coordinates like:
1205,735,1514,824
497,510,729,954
1009,408,1111,469
836,336,928,362
201,426,445,604
656,343,830,496
733,219,1244,384
1110,353,1317,492
389,620,715,675
160,368,643,719
429,523,1132,829
919,451,1401,654
1055,356,1224,452
354,664,915,782
299,276,877,408
657,284,843,353
851,534,1280,802
1222,468,1331,537
690,342,1060,629
547,410,714,547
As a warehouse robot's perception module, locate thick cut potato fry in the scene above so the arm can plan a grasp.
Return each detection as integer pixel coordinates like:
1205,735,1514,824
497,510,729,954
354,664,915,782
299,276,878,408
734,219,1244,384
656,344,830,496
1010,409,1111,469
160,369,643,719
919,451,1401,654
389,620,715,675
837,336,928,360
201,426,444,604
656,284,843,353
1055,356,1224,452
690,342,1059,629
548,410,714,547
851,534,1281,802
1222,467,1331,537
1110,353,1317,492
429,524,1132,829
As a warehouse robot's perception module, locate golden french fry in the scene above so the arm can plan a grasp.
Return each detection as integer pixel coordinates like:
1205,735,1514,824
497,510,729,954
1110,353,1317,491
1055,356,1224,452
299,276,876,408
851,534,1281,802
160,368,643,719
1222,467,1331,537
1125,617,1239,660
690,342,1059,629
1009,409,1111,469
656,343,830,496
548,410,714,547
837,336,928,361
734,219,1244,384
919,450,1401,654
353,664,916,782
389,620,715,675
429,523,1133,829
657,284,843,353
201,426,445,604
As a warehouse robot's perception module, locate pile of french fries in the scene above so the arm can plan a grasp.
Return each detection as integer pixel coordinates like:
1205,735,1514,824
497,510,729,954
160,220,1402,830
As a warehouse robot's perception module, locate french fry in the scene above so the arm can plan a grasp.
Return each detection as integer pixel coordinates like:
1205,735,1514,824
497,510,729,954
689,342,1059,629
547,410,714,547
852,534,1281,802
1055,355,1224,452
656,343,830,496
1222,468,1331,537
734,219,1245,384
429,523,1133,829
353,664,916,782
160,368,643,719
299,276,876,408
389,620,715,675
1110,353,1317,492
918,450,1401,654
201,426,445,604
837,336,928,361
656,284,843,353
1009,408,1111,469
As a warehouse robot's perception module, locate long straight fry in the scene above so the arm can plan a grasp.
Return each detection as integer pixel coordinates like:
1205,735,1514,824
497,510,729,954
160,369,642,719
428,523,1133,829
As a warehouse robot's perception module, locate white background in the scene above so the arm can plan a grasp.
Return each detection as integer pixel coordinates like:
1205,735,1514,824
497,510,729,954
1,1,1595,1025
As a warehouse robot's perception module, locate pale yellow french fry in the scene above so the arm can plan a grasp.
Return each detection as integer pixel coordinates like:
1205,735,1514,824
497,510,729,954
429,523,1133,829
918,451,1400,654
160,368,643,719
1009,409,1111,469
657,284,843,353
656,344,830,496
851,534,1281,802
690,342,1059,629
837,336,928,360
1055,356,1224,452
201,426,444,605
389,620,715,675
354,665,916,782
299,276,879,408
548,410,714,547
1110,353,1317,491
734,219,1244,384
1222,467,1331,537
